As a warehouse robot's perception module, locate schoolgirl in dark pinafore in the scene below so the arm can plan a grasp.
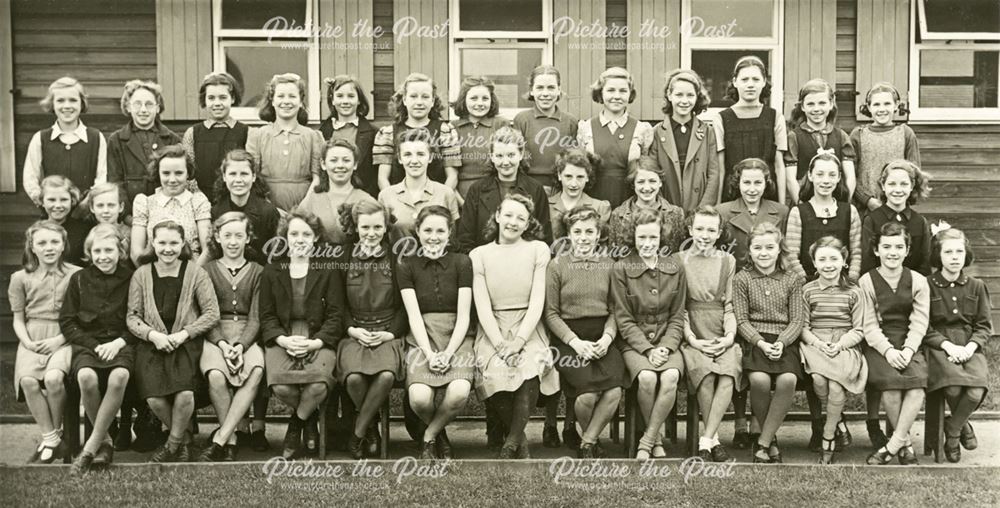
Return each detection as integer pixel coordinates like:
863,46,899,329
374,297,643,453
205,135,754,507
790,124,847,183
862,269,928,390
719,107,778,203
37,125,102,193
191,122,249,200
590,116,638,209
795,201,852,280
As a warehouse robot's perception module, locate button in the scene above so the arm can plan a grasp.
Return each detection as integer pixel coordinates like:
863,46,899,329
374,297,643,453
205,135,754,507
284,139,290,145
650,288,658,295
822,219,828,225
647,332,655,339
660,137,666,142
953,309,959,314
232,299,238,305
152,143,158,150
233,316,239,321
950,283,955,287
895,214,903,222
952,296,958,301
232,285,237,291
282,150,289,156
765,290,771,296
64,144,71,150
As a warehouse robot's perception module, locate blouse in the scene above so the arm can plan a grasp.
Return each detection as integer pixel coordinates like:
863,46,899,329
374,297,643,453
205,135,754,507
299,186,378,245
733,266,806,346
676,250,737,339
246,123,324,183
133,189,212,254
397,252,473,313
378,180,461,237
576,111,654,162
470,240,550,311
924,271,994,349
8,264,82,321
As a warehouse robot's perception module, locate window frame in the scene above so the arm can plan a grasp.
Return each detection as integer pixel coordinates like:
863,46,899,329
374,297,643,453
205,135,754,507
908,1,1000,123
679,0,785,114
916,0,1000,42
212,0,322,123
448,0,553,120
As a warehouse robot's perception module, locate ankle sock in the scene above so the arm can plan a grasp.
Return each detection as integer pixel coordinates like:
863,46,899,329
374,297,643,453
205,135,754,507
41,429,61,447
698,437,713,451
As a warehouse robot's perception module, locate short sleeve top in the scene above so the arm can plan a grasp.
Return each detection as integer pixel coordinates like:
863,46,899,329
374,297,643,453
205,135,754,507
397,251,473,313
133,189,212,254
470,240,550,311
8,264,82,321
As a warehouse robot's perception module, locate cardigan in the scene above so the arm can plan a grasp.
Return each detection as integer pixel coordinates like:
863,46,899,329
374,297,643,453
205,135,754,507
258,262,344,347
126,261,220,341
205,260,263,348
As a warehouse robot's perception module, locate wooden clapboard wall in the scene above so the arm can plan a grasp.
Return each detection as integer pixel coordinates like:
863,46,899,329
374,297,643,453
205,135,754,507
855,0,909,119
318,0,375,120
392,0,449,118
156,0,211,120
783,0,838,119
553,0,606,120
626,0,680,121
2,1,15,192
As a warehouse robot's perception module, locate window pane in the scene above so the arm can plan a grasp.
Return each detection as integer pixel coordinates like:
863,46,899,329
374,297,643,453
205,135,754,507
689,0,774,38
922,0,1000,35
221,0,308,30
691,49,771,108
224,45,310,108
458,47,543,109
458,0,543,32
919,49,999,108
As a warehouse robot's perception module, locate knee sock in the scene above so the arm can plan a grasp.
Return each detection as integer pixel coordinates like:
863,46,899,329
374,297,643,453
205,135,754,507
946,387,985,436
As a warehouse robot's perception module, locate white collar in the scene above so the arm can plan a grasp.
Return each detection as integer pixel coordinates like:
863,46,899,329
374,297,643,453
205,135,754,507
332,117,360,129
49,121,89,143
153,189,193,207
599,110,629,129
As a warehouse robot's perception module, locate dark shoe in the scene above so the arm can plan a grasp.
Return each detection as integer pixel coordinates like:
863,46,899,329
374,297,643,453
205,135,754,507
303,415,319,454
347,434,364,460
27,446,41,464
835,421,852,450
516,443,531,459
944,434,962,463
767,439,782,464
420,440,438,460
866,446,895,465
150,444,178,463
732,428,751,449
897,445,918,465
578,443,596,459
250,429,269,452
436,430,453,460
498,444,517,459
866,419,887,449
365,425,381,457
113,423,132,451
808,418,824,452
710,444,730,463
960,422,978,450
819,438,835,465
198,442,226,462
698,448,713,461
562,426,582,449
71,451,95,476
224,444,238,462
235,430,250,449
37,441,66,464
132,428,165,453
542,425,560,448
282,417,304,460
176,443,191,463
593,439,608,459
93,442,114,466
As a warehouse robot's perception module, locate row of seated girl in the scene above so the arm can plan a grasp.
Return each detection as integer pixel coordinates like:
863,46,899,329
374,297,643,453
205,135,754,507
12,174,990,471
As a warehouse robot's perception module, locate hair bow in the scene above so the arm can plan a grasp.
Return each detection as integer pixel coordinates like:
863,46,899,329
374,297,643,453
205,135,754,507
809,148,840,166
930,220,951,236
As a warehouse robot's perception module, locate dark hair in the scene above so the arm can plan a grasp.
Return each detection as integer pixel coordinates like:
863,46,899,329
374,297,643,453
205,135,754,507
551,148,600,193
627,208,671,252
315,138,363,192
873,221,912,251
146,144,194,190
198,72,242,109
525,65,562,102
138,220,193,265
278,206,326,245
337,200,395,245
389,72,445,123
213,148,271,203
590,67,637,104
789,78,837,127
395,127,440,168
413,205,455,241
482,193,544,243
207,211,255,260
486,126,530,177
662,69,711,116
725,56,772,103
878,159,932,206
930,226,975,269
627,156,666,187
324,75,371,119
727,157,773,202
561,205,608,243
799,152,850,202
860,81,909,117
22,220,69,272
451,76,501,119
258,73,309,124
809,235,851,290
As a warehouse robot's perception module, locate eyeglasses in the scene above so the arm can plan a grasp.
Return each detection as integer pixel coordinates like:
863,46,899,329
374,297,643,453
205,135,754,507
129,101,158,111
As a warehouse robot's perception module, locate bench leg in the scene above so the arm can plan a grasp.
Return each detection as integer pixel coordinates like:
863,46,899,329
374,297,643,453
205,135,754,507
686,389,699,458
624,386,636,458
380,398,390,460
318,399,328,460
63,381,81,464
667,407,678,444
610,407,620,444
925,391,945,463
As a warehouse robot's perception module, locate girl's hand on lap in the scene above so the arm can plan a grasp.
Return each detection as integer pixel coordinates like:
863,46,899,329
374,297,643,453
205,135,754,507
570,338,595,360
885,349,906,370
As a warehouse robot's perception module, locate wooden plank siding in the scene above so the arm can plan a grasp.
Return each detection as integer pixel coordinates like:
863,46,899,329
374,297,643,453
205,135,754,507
836,0,857,131
606,0,627,69
855,0,909,120
625,0,679,121
373,0,395,121
392,0,449,118
318,0,376,120
2,1,15,192
155,0,211,120
553,0,606,120
783,0,837,120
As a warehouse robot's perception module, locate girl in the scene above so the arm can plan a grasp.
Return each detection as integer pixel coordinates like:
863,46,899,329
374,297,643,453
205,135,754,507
108,80,181,214
800,236,869,464
246,73,325,212
318,75,379,198
61,224,133,473
300,139,378,245
785,78,857,203
471,193,558,458
676,206,740,462
547,148,611,242
608,157,686,257
127,220,220,462
860,159,932,275
458,126,552,252
181,72,248,201
783,152,862,282
546,206,627,458
851,82,921,215
9,220,81,463
378,128,462,240
649,69,721,211
612,208,687,459
38,175,87,266
716,158,789,271
23,77,107,207
577,67,654,208
197,212,266,462
713,56,788,204
400,206,475,459
452,76,511,197
512,65,579,188
87,182,131,253
337,201,407,459
924,227,992,463
130,145,212,266
861,222,930,465
211,149,280,266
733,222,805,463
374,73,461,190
259,208,342,459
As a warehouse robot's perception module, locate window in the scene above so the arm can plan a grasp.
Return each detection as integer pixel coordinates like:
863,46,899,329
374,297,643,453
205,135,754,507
909,1,1000,121
213,0,321,122
680,0,783,111
449,0,552,119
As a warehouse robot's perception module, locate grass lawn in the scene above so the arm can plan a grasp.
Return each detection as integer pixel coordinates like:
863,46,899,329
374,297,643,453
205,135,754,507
1,462,998,506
